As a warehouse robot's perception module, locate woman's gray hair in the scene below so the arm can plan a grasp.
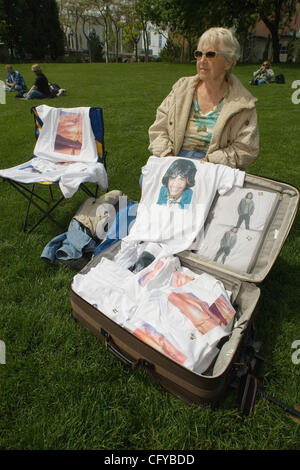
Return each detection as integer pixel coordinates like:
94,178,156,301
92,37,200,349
198,27,241,71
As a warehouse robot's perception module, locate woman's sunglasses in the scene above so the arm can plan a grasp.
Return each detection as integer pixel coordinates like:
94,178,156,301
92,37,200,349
194,50,219,59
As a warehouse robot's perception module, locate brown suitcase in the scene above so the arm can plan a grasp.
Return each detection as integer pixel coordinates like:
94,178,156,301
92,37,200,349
70,174,299,405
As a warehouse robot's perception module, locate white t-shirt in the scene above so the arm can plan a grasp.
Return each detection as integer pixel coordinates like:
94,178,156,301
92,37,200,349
204,187,277,231
33,105,99,163
72,258,137,325
114,240,167,271
195,187,278,271
123,254,181,304
124,290,220,373
124,156,245,254
124,271,236,373
72,255,236,374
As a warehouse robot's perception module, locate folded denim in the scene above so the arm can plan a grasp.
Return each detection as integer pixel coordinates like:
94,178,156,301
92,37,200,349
41,218,97,264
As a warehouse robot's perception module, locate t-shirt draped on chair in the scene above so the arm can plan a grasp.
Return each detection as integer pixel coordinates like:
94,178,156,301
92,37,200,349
0,105,108,198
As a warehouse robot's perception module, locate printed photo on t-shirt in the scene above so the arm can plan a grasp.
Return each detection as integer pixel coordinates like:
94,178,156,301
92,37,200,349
205,187,277,232
169,292,218,334
170,271,195,288
138,259,164,287
236,192,255,230
168,291,235,334
156,159,197,210
214,226,238,264
54,110,83,156
209,294,236,325
133,322,187,364
195,187,278,271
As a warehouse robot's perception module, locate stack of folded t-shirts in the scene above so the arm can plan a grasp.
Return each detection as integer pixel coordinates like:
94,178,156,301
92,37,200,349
72,241,236,374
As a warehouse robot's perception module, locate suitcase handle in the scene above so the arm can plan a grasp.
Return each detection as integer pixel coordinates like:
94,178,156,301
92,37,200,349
101,328,146,370
106,339,138,368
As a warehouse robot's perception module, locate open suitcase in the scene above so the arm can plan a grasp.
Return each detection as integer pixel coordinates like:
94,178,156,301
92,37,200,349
70,172,299,405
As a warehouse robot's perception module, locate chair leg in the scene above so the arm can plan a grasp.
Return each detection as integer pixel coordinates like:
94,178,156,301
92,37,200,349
49,185,54,201
23,183,35,232
4,179,66,233
80,183,98,198
25,195,65,234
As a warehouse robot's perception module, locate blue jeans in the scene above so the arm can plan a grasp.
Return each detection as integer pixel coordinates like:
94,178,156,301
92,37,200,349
25,89,47,99
178,149,206,159
255,78,267,85
5,84,25,92
41,219,97,264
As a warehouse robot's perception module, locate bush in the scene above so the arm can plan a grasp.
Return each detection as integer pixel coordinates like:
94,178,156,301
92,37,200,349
159,38,181,63
88,32,104,63
287,39,300,63
54,55,84,63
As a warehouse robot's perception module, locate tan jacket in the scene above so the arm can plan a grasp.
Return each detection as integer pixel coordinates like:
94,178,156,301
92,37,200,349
74,190,123,238
148,74,259,170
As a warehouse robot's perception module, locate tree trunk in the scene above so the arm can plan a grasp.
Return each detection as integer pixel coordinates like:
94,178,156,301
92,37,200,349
180,38,184,63
82,19,92,63
271,28,281,63
260,11,281,64
104,20,109,63
115,28,119,62
74,16,79,52
143,28,148,62
187,37,192,63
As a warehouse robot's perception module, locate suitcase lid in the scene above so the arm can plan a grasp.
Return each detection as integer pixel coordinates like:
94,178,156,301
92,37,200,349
178,174,299,284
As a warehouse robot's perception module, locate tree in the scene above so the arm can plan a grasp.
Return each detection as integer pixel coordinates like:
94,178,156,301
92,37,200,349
1,0,25,58
159,37,181,62
0,0,8,43
254,0,298,63
90,0,111,63
145,0,212,61
148,0,299,63
123,18,141,62
217,0,299,63
1,0,64,59
109,1,124,62
132,0,154,62
59,0,92,58
58,0,84,52
88,30,104,62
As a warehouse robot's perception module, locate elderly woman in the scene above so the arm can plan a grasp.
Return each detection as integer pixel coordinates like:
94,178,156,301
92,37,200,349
24,64,51,100
149,27,259,171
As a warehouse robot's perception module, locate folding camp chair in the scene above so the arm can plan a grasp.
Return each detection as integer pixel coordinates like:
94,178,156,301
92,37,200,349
0,105,108,233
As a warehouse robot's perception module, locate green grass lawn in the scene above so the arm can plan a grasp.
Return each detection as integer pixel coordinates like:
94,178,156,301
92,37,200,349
0,62,299,450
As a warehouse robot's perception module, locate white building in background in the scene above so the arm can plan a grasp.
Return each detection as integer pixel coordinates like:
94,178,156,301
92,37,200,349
147,26,167,57
66,23,167,59
59,1,168,60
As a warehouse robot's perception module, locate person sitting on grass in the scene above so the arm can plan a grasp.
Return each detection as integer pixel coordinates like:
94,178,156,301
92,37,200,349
251,61,274,85
24,64,51,100
4,65,28,93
